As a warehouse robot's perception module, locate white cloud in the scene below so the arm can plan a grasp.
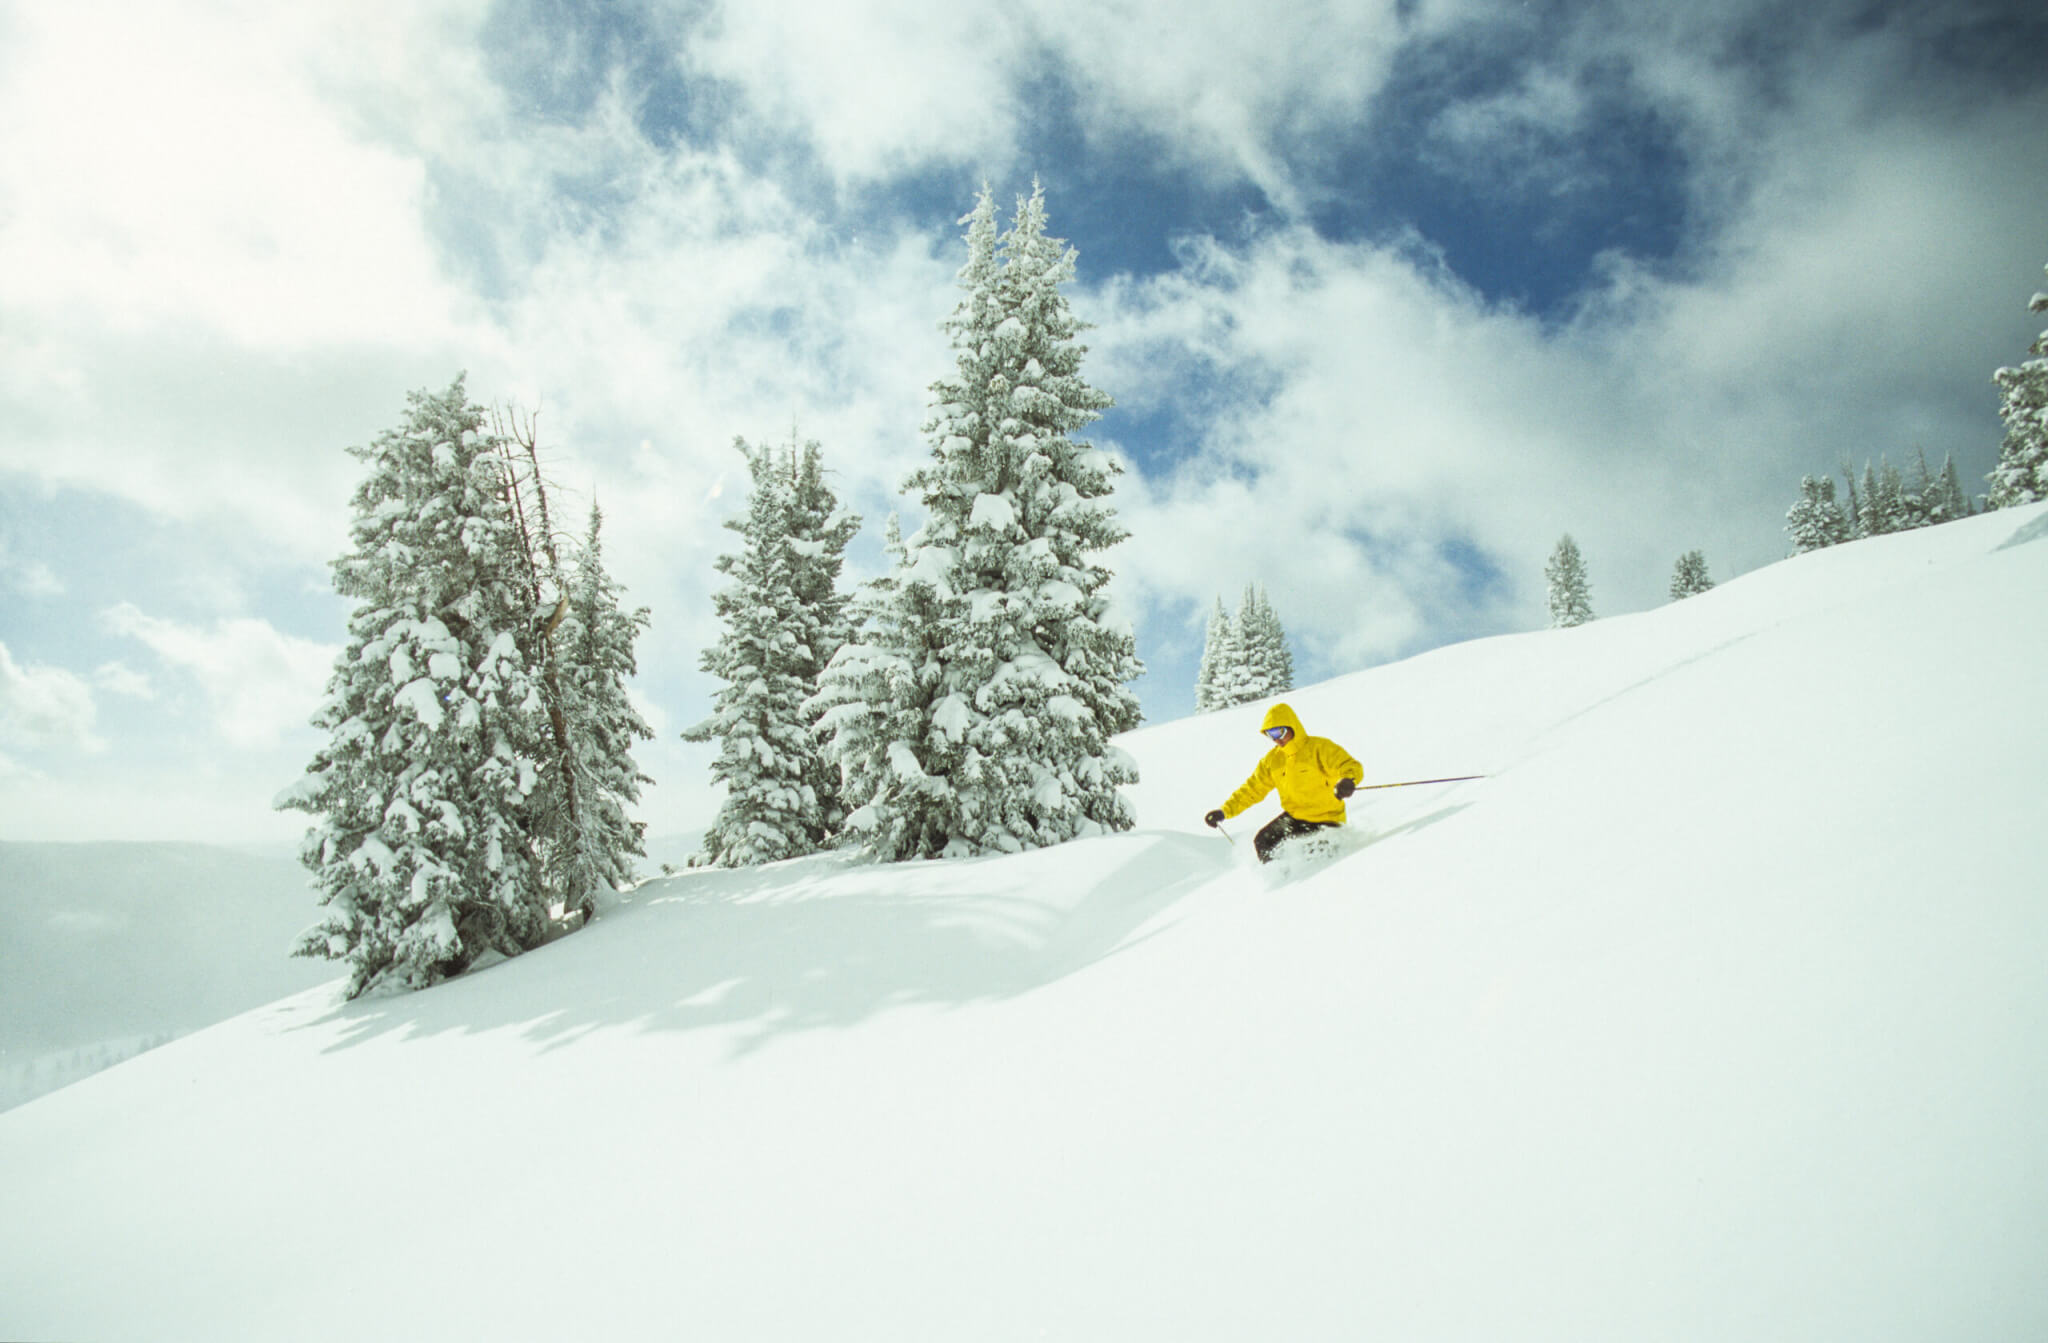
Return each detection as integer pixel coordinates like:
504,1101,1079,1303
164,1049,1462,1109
689,0,1031,181
92,662,157,702
0,642,102,754
0,544,63,599
1093,51,2048,675
101,604,335,751
0,2,479,351
0,0,510,564
683,0,1430,205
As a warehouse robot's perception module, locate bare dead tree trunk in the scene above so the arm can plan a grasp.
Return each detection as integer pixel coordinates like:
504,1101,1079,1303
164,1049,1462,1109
493,406,590,921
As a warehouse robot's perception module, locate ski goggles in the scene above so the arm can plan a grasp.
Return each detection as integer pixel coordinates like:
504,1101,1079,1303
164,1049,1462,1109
1263,726,1293,742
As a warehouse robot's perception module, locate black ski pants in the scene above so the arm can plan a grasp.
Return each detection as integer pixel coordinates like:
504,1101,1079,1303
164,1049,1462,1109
1254,813,1338,864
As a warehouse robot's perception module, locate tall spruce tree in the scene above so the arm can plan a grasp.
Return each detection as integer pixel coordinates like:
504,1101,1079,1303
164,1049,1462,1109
1669,550,1714,600
484,409,653,920
816,182,1143,860
783,436,863,837
809,514,959,859
550,502,654,907
279,377,555,998
1545,534,1594,628
1989,267,2048,508
686,438,852,866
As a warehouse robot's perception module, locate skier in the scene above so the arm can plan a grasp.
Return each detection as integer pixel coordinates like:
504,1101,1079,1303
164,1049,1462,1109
1204,703,1365,863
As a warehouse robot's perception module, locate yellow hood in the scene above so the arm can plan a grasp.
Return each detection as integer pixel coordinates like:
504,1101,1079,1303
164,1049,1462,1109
1261,702,1307,740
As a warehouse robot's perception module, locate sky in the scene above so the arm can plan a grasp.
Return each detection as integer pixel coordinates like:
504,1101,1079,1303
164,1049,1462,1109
1,0,2044,846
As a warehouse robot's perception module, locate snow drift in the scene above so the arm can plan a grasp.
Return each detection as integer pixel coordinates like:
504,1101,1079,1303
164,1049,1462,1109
2,502,2045,1342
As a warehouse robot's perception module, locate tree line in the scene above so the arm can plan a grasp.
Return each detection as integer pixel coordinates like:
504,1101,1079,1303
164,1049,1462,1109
1543,258,2048,630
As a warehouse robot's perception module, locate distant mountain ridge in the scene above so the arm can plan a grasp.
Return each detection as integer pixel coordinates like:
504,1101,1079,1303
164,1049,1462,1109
0,840,336,1109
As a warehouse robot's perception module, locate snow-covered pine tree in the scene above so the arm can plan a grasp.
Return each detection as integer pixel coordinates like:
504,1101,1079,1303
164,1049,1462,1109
1669,550,1714,600
549,502,654,909
1841,465,1865,540
1899,448,1937,531
1936,453,1973,522
1194,596,1232,713
1545,534,1594,628
1857,459,1905,537
808,514,961,860
783,436,862,836
1247,586,1295,696
818,182,1143,861
1988,266,2048,508
1208,584,1269,708
482,408,652,920
685,438,837,867
278,376,554,999
1786,474,1850,553
1880,460,1907,532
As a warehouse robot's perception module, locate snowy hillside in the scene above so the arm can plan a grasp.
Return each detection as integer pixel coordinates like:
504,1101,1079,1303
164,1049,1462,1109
0,842,337,1112
3,503,2045,1342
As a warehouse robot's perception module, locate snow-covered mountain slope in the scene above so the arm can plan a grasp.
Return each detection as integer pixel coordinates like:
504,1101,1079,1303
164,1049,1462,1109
0,841,337,1111
3,503,2044,1342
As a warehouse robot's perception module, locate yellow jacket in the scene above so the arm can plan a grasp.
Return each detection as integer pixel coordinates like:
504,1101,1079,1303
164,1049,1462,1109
1220,703,1365,825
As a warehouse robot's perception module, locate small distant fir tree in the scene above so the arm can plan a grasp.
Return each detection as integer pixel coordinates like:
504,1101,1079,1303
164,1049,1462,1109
1239,584,1295,701
814,182,1144,861
1545,534,1594,628
1785,449,1972,553
1858,459,1906,537
685,435,860,867
1193,596,1234,713
279,380,654,998
1195,584,1294,711
1786,475,1851,553
1988,265,2048,508
1669,550,1714,600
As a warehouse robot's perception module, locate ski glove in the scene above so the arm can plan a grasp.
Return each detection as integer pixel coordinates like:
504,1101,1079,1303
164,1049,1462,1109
1334,778,1356,800
1204,809,1226,828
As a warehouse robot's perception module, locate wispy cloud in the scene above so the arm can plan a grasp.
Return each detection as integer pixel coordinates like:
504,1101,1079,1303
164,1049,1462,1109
100,605,335,751
0,642,102,754
0,541,63,599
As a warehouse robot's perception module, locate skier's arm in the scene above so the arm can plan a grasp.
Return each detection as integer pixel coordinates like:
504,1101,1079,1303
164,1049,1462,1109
1219,757,1276,818
1323,740,1364,791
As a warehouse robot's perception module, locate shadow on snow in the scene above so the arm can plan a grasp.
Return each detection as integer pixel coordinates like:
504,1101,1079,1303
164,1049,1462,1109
296,830,1230,1059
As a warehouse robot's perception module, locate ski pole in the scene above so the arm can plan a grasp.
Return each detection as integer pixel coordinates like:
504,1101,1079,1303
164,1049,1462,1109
1215,819,1236,847
1353,774,1487,792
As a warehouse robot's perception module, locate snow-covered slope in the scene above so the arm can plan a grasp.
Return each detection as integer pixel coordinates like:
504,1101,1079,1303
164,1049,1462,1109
3,504,2045,1342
